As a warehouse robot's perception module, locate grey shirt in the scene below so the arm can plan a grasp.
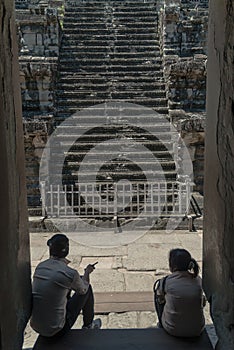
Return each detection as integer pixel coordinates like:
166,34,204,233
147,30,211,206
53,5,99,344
158,271,205,337
30,257,89,337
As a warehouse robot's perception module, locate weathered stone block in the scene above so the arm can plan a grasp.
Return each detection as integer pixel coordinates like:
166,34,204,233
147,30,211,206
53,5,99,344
24,32,36,46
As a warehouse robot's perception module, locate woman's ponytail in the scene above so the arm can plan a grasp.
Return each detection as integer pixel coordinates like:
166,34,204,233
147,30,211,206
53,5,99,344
189,258,199,278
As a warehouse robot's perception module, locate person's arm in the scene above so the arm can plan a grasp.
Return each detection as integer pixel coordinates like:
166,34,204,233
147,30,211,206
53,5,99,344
70,265,95,294
197,275,206,307
202,294,207,307
156,276,167,303
82,264,95,285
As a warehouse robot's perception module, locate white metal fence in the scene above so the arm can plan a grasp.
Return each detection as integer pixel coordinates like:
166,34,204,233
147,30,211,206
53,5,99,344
41,180,192,218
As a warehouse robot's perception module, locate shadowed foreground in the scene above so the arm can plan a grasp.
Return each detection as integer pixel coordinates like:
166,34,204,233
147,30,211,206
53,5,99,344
33,328,213,350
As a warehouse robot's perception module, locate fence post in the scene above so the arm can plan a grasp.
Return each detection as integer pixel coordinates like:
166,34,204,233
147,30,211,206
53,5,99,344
40,181,46,217
186,178,191,215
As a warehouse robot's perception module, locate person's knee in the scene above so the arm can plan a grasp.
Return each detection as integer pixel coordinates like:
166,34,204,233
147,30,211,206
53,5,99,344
87,284,93,294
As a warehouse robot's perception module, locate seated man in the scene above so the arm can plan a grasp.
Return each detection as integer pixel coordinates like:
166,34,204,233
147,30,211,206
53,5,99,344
30,234,101,338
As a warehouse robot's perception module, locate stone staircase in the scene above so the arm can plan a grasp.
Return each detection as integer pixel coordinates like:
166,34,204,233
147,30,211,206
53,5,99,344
55,0,168,121
43,0,187,229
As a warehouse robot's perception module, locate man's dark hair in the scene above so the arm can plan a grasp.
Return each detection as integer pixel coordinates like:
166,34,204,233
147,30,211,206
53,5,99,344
47,234,69,258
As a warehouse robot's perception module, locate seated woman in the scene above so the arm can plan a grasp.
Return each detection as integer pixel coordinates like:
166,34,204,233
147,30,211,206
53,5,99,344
155,248,206,337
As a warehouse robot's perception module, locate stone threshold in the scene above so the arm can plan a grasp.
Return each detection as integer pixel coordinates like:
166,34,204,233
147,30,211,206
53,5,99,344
94,291,154,313
33,328,213,350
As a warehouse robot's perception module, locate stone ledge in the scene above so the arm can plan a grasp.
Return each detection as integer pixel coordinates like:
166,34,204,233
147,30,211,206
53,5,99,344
94,292,154,313
33,328,213,350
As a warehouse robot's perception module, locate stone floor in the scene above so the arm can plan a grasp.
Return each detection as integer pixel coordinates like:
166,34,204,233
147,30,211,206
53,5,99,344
23,229,218,349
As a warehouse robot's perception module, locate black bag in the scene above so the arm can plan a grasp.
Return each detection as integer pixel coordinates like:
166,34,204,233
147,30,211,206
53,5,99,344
153,276,168,326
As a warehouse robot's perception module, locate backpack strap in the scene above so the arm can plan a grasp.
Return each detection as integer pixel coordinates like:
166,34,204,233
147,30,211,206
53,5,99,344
153,275,168,294
161,275,168,294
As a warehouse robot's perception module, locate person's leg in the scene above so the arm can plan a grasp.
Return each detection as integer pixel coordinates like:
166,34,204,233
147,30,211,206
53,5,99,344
154,279,166,328
155,299,164,327
80,285,94,327
52,285,94,338
66,285,94,328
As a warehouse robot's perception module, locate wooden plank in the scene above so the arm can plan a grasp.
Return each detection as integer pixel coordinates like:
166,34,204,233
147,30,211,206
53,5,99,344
94,292,154,313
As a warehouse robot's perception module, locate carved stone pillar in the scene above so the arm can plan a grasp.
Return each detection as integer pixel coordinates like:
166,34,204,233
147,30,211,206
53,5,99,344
204,0,234,349
0,1,31,349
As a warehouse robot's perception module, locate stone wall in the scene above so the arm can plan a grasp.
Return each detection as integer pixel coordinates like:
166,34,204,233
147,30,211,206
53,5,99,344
16,0,62,207
172,113,205,193
0,0,31,348
158,0,208,193
203,0,234,348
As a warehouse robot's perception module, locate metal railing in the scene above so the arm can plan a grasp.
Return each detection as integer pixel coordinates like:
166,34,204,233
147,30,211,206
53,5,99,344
41,180,192,218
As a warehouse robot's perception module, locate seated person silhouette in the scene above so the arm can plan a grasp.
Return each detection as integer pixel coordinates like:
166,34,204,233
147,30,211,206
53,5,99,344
30,234,101,338
154,248,206,337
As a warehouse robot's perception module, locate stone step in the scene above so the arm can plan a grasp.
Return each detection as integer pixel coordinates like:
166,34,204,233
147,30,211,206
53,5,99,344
55,163,176,174
61,47,159,57
58,70,164,77
53,126,172,137
52,149,174,160
64,3,157,9
30,214,199,234
62,27,159,35
56,97,168,107
55,105,168,116
63,17,157,25
50,125,172,136
55,108,169,118
57,99,168,110
50,137,176,153
33,328,213,350
58,57,162,65
55,107,169,120
58,52,161,60
59,45,159,53
52,121,172,132
52,138,173,149
65,6,157,14
61,39,160,46
63,12,158,19
63,21,159,29
56,98,167,109
47,170,177,182
28,213,202,233
57,106,169,118
56,84,166,92
64,15,157,21
53,154,174,165
56,90,166,99
51,155,175,168
57,157,176,166
65,0,157,5
58,65,163,73
62,33,159,41
58,76,165,84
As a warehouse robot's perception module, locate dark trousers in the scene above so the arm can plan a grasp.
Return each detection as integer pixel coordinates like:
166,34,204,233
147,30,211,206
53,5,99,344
51,285,94,339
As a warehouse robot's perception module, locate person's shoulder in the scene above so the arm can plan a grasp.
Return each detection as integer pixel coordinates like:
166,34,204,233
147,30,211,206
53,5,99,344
35,258,50,268
63,262,79,275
